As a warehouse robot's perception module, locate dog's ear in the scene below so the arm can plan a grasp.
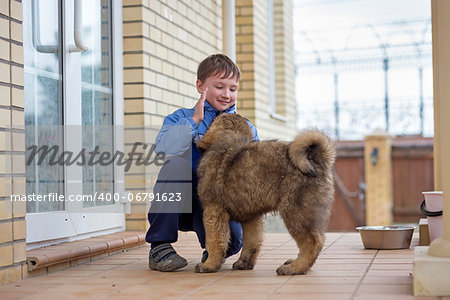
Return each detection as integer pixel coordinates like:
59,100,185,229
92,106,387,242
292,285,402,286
196,132,215,152
197,115,224,152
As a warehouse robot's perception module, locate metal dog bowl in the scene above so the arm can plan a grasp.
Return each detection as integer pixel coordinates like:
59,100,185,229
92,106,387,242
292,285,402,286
356,225,415,249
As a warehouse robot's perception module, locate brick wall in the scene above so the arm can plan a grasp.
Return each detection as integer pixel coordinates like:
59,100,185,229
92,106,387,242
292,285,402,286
0,0,27,285
236,0,296,140
122,0,223,230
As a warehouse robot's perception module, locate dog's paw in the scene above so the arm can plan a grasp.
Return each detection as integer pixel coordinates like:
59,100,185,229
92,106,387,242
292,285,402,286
195,263,219,273
276,264,307,276
232,258,255,270
283,259,295,265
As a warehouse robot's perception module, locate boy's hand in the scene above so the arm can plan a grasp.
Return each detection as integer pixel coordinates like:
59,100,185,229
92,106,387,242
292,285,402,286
192,88,207,124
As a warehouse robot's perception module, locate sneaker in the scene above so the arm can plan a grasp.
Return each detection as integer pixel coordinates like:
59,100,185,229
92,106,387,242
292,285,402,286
149,243,188,272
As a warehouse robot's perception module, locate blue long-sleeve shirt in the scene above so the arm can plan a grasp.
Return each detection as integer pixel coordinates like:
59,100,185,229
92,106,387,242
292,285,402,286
155,100,259,174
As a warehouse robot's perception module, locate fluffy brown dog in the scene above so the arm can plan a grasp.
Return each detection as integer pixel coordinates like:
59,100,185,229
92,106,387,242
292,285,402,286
195,113,336,275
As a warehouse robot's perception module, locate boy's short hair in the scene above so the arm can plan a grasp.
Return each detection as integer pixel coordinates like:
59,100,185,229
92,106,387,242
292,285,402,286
197,54,241,82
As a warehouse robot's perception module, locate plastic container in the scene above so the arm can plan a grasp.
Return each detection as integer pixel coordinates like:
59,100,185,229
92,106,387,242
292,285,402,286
421,191,443,242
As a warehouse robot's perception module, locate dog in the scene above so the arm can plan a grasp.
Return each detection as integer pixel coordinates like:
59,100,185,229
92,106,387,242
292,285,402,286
194,113,336,275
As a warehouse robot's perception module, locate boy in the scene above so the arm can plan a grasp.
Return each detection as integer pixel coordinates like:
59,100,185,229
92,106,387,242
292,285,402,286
146,54,259,272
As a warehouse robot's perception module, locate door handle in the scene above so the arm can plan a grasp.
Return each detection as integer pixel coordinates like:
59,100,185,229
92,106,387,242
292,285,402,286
69,0,88,52
31,0,58,53
32,0,88,54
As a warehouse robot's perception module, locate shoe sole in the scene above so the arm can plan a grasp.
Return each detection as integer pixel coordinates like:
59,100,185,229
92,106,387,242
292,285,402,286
149,255,188,272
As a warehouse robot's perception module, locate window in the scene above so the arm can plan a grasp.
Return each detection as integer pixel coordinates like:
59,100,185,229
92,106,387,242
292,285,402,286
268,0,287,121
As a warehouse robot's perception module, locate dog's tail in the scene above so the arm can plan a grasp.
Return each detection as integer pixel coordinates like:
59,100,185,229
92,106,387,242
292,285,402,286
287,130,336,177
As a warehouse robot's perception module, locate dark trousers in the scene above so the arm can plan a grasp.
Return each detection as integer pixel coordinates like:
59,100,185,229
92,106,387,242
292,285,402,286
145,157,242,257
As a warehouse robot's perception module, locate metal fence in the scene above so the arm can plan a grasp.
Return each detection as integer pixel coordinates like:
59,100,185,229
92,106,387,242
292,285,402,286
295,19,434,140
297,98,434,140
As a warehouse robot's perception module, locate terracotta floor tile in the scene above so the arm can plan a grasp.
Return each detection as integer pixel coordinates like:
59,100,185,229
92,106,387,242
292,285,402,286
0,291,30,300
76,272,157,285
70,263,120,271
356,284,413,295
224,269,283,278
315,258,372,264
94,269,152,278
117,283,197,297
0,282,59,294
21,291,110,300
124,248,148,255
44,283,124,294
151,272,229,284
312,263,369,271
362,276,413,285
321,249,376,254
171,266,231,277
252,265,286,272
47,269,103,277
286,276,361,285
20,275,85,284
0,232,425,299
260,253,300,258
268,292,353,300
326,244,364,248
108,263,149,271
195,283,281,294
318,254,375,259
87,259,139,265
105,256,142,261
106,294,155,300
369,263,413,270
353,294,429,300
145,276,221,287
111,254,145,259
302,269,366,277
183,292,271,300
375,253,415,259
373,258,413,264
276,283,357,293
366,269,414,277
214,276,289,285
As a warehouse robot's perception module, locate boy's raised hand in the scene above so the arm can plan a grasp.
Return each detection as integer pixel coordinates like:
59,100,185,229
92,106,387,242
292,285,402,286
192,88,207,124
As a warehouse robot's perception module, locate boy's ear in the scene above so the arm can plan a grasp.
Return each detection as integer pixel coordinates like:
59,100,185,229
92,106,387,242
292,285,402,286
196,79,203,94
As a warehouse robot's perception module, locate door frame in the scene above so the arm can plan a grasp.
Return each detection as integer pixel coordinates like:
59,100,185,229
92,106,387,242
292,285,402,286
25,0,125,247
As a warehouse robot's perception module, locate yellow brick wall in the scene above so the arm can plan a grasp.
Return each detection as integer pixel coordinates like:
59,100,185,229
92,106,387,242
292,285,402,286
122,0,223,230
235,0,256,121
0,0,27,285
236,0,296,140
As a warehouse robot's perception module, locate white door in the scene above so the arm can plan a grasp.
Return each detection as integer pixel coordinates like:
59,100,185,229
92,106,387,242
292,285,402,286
23,0,125,247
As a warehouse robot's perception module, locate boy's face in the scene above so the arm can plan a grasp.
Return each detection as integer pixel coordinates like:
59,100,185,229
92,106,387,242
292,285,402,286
196,72,238,111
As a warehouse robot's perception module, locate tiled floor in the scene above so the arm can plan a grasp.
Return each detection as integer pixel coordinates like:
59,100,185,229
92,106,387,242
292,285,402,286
0,232,445,300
